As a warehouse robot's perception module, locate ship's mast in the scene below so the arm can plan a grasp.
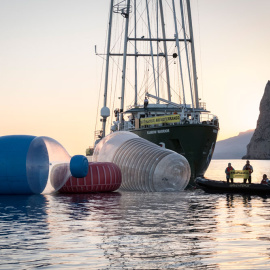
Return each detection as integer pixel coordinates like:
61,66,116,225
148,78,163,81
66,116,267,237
145,0,158,99
156,0,160,102
134,0,138,106
101,0,114,138
180,0,194,109
186,0,199,108
172,0,186,106
120,0,131,124
159,0,171,101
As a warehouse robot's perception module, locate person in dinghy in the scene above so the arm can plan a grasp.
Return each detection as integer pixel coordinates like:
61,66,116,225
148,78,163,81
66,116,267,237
261,174,270,185
225,163,235,183
243,160,253,184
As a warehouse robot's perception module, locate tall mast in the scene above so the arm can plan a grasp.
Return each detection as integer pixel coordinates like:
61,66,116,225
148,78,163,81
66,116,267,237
180,0,194,109
186,0,199,108
172,0,186,105
159,0,171,101
101,0,114,137
120,0,131,122
156,0,160,102
146,0,158,98
134,0,138,106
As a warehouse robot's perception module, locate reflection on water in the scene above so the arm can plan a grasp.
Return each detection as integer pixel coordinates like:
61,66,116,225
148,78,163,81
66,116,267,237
1,160,270,269
0,195,50,269
95,192,219,269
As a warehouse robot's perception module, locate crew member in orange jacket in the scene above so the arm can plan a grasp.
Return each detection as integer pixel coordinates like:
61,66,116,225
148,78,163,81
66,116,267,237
225,163,234,183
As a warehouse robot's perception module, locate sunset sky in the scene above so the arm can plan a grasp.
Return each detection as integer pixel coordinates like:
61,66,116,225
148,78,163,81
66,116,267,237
0,0,269,156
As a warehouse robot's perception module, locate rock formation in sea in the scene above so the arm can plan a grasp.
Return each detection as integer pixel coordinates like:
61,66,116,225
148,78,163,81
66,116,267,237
243,81,270,159
213,129,254,159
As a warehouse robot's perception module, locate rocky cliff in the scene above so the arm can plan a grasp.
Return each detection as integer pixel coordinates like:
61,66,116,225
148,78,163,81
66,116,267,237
243,81,270,159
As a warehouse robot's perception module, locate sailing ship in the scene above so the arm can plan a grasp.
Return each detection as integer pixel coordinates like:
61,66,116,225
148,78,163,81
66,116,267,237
90,0,219,183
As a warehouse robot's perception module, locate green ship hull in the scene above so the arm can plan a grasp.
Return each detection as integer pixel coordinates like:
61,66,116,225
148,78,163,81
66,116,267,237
131,124,218,185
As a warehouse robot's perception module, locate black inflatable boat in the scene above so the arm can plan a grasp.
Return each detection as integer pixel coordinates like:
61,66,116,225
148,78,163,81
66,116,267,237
196,177,270,195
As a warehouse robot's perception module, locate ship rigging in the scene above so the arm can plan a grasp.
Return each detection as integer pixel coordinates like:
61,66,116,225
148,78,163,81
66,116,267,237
91,0,219,182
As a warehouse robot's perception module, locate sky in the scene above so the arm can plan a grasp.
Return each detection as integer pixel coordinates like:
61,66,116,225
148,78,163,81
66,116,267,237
0,0,269,156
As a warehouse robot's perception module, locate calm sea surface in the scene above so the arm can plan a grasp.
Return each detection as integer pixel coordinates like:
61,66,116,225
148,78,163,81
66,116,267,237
1,159,270,269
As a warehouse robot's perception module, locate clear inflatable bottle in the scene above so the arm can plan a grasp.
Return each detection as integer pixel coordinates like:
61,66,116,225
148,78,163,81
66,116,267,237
0,135,88,195
93,132,190,192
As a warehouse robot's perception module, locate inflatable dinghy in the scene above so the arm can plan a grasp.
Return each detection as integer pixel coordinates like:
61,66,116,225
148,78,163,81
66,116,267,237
196,177,270,195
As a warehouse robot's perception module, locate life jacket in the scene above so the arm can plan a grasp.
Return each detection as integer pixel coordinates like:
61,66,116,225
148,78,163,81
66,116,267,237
226,166,234,174
261,179,269,185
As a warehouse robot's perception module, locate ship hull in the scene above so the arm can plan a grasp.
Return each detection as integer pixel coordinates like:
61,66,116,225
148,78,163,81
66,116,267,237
131,124,218,185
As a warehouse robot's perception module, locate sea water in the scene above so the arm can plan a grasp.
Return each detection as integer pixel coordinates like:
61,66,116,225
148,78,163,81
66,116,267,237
1,159,270,269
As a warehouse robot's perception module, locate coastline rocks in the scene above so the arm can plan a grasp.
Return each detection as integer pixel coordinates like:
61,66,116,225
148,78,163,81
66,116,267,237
243,81,270,159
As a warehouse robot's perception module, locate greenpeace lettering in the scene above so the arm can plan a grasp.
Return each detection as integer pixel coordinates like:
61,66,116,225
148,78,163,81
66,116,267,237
158,129,169,134
230,170,249,179
147,131,157,135
140,114,180,126
147,129,170,135
229,184,250,188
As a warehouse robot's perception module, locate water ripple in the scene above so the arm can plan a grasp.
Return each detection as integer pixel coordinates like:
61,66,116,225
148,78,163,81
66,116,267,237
1,188,270,269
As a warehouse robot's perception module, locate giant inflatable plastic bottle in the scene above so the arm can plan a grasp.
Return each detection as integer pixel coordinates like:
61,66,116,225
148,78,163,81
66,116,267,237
0,135,71,194
93,132,190,191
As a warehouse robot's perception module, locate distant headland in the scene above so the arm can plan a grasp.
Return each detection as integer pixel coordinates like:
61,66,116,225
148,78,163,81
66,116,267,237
213,129,254,159
243,81,270,159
